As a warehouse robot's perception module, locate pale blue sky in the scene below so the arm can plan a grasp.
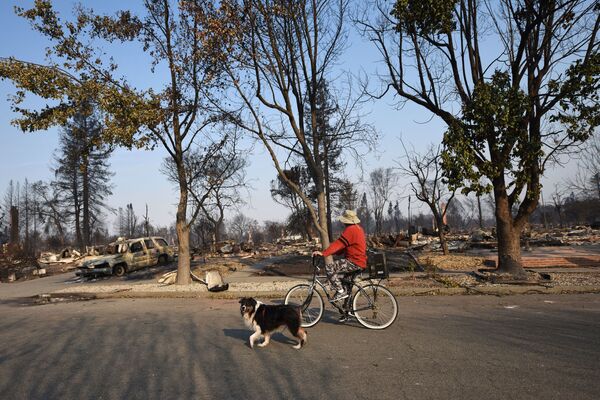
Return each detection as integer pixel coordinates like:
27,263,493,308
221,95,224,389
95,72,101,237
0,1,575,230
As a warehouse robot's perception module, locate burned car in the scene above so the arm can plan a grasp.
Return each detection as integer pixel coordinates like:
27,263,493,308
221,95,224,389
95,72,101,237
76,237,175,278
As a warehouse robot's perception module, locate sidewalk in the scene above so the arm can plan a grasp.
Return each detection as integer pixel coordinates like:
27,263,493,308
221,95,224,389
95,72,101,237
39,267,600,301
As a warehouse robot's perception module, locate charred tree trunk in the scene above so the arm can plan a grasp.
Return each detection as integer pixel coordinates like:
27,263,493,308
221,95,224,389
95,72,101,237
176,218,191,284
324,144,333,243
24,187,30,255
175,185,191,284
214,204,224,243
82,156,90,251
52,209,66,246
9,206,19,246
214,223,221,244
433,212,449,255
73,174,83,251
477,195,483,229
316,189,332,263
144,204,150,237
175,153,191,284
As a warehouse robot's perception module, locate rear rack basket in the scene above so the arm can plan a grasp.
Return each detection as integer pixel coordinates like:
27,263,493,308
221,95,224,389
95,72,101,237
367,251,388,279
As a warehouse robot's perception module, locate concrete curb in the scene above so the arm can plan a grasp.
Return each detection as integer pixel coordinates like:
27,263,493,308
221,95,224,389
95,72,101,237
42,284,600,301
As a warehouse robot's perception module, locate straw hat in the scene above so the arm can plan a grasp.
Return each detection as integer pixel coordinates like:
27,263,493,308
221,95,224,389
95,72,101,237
338,210,360,225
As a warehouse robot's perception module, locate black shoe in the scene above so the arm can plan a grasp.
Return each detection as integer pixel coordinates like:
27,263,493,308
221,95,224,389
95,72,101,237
339,311,355,323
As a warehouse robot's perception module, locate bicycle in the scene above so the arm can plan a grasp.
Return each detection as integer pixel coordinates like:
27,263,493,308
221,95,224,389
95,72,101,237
284,255,398,329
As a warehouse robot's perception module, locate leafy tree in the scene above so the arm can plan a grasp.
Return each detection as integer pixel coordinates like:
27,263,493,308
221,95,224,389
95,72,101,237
0,1,230,284
361,0,600,277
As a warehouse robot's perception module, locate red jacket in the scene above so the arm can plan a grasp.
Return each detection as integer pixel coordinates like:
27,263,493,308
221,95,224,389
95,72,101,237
322,224,367,268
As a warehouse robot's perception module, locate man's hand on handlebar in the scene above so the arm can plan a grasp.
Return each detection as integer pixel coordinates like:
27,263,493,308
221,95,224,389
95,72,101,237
312,251,323,257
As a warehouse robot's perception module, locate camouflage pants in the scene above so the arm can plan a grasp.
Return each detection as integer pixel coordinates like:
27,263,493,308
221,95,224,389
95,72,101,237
325,259,362,292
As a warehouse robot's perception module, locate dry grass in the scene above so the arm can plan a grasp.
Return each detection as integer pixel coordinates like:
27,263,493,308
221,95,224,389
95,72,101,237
418,254,488,271
191,258,245,277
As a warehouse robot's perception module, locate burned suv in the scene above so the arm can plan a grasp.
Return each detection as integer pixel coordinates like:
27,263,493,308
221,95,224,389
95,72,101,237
77,237,175,278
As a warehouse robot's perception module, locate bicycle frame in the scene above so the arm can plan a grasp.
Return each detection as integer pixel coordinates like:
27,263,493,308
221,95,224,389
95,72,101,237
304,257,383,315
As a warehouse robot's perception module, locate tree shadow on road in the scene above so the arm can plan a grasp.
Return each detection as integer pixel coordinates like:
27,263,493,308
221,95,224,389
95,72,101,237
223,328,300,348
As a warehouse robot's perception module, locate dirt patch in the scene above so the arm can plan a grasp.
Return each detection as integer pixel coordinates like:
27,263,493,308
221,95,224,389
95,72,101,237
257,255,312,276
191,258,246,277
418,254,488,271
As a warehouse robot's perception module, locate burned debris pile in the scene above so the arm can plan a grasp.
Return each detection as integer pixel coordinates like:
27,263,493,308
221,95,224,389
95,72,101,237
0,245,41,282
2,243,115,282
200,237,320,259
365,226,600,253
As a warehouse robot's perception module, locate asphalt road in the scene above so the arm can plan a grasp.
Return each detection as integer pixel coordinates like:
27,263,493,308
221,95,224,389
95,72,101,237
0,294,599,400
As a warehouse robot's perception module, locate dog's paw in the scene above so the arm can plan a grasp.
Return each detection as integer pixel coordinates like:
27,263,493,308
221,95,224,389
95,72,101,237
258,342,267,348
292,343,302,350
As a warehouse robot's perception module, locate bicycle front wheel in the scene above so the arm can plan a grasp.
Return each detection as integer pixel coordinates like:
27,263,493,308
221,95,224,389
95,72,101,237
352,284,398,329
284,284,324,328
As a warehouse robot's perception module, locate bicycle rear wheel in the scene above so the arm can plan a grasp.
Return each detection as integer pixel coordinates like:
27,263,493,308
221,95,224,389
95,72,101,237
352,284,398,329
284,284,324,328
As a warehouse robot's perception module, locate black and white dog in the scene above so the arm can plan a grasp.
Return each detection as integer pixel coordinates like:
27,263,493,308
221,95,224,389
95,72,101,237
239,297,307,349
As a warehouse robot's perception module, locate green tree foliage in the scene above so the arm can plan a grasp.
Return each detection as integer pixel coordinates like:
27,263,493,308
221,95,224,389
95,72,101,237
0,0,232,284
362,0,600,276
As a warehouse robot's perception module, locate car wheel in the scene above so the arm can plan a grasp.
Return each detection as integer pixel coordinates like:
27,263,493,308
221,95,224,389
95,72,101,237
113,264,127,277
158,255,168,265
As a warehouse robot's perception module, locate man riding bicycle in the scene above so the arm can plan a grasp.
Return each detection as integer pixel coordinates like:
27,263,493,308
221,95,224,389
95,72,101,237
312,209,367,304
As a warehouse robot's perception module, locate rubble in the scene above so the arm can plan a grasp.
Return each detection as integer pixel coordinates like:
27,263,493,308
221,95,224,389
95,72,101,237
219,243,233,254
38,248,84,265
470,229,493,242
3,224,598,283
0,249,42,282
